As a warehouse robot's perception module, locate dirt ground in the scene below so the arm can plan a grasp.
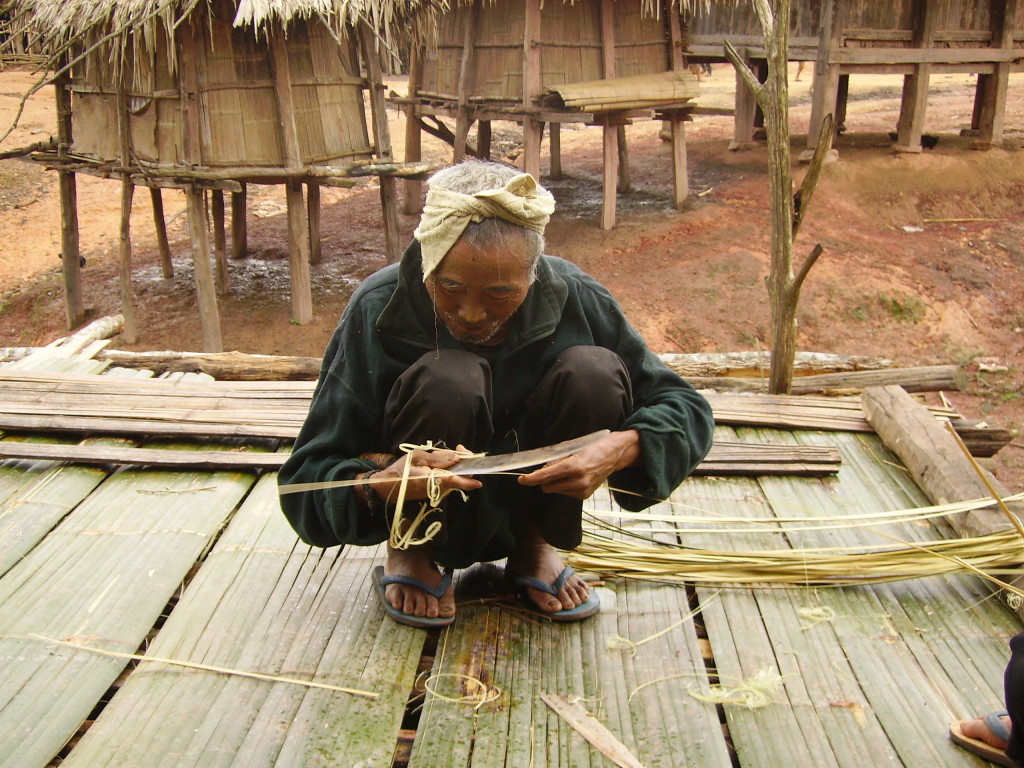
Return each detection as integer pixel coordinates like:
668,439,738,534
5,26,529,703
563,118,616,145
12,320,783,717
0,65,1022,492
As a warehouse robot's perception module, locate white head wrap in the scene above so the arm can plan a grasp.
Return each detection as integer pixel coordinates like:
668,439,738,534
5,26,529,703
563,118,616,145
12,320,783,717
413,172,556,281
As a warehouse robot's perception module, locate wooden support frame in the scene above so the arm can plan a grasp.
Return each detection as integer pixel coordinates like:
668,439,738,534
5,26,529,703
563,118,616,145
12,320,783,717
403,46,425,215
893,0,937,153
180,20,224,349
522,0,544,181
150,189,174,278
211,191,229,295
55,63,84,330
358,22,402,265
185,186,223,353
270,27,314,322
454,0,481,162
807,0,843,150
975,0,1018,145
115,50,139,344
231,185,247,260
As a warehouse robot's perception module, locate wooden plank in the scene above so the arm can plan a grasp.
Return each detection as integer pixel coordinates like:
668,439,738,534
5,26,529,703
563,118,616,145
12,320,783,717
58,476,424,767
0,438,840,477
185,186,224,352
0,438,109,576
0,458,256,767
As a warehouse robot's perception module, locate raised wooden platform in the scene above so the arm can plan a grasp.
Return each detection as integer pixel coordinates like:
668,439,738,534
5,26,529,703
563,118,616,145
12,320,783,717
0,351,1020,767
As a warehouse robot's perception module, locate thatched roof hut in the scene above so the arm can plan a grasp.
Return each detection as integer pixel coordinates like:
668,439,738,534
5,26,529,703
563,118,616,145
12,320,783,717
3,0,432,351
397,0,722,230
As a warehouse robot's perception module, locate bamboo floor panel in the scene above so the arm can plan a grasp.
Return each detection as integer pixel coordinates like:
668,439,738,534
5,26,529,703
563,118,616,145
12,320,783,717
409,499,732,768
60,475,425,768
0,462,256,768
679,427,1021,768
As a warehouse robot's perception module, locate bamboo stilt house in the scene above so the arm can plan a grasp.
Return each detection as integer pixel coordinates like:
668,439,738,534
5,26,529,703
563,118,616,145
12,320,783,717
397,0,721,231
2,0,431,351
683,0,1024,153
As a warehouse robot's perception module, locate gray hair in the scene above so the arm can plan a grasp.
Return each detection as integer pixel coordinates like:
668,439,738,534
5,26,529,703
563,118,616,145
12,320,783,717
427,160,546,276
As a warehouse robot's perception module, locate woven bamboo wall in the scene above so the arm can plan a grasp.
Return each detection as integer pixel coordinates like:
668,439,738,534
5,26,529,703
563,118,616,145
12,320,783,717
71,1,372,170
419,0,675,103
686,0,822,39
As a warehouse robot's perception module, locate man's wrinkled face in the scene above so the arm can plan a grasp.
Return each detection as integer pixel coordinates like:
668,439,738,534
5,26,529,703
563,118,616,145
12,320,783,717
426,239,533,345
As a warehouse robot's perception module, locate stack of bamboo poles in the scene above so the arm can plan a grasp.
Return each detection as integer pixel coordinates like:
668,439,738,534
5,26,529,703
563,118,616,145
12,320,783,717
537,70,700,111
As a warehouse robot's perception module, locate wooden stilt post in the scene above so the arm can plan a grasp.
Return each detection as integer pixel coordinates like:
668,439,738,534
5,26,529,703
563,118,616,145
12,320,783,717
548,122,561,179
975,0,1016,146
270,27,316,315
806,0,842,150
670,112,688,210
453,0,480,163
732,53,758,148
307,182,322,266
115,54,139,344
150,188,174,278
231,184,247,259
403,46,425,215
358,22,402,264
211,190,229,295
186,187,222,352
599,0,618,228
834,74,849,133
616,126,630,193
181,21,222,350
286,181,313,324
55,63,84,330
894,0,935,153
522,0,544,181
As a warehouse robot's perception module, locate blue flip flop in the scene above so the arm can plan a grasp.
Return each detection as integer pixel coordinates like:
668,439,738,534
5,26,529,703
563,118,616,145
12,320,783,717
511,565,600,622
373,565,455,629
949,711,1021,768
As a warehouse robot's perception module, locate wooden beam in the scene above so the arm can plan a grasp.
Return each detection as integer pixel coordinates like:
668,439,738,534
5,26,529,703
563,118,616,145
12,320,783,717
599,0,617,228
403,46,425,215
975,0,1017,145
807,0,842,149
862,385,1024,620
115,53,139,344
307,183,322,266
453,0,481,162
358,22,402,264
893,0,937,153
54,65,84,330
211,190,229,295
185,186,223,352
732,52,758,147
231,184,248,259
522,0,544,180
670,113,688,209
285,181,313,325
150,188,174,278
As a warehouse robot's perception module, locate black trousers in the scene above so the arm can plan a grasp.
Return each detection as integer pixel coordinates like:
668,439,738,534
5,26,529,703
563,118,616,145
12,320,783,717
379,346,632,566
1007,632,1024,763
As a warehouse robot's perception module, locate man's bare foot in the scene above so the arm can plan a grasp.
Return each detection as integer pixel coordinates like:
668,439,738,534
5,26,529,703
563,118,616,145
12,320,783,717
384,545,456,620
961,713,1011,749
506,523,590,614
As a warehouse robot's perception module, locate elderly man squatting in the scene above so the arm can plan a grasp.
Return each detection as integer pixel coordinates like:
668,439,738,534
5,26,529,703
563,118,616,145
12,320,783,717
278,159,714,627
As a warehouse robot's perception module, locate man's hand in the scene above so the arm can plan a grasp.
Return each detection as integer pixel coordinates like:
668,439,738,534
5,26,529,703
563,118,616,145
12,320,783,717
516,430,641,500
370,446,482,504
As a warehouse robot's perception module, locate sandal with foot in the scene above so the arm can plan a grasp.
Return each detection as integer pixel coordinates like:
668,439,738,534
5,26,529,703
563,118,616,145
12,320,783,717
950,711,1021,768
373,564,455,629
509,565,600,622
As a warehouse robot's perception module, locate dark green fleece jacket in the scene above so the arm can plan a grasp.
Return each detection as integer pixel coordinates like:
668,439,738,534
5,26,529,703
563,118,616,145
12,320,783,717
278,242,714,559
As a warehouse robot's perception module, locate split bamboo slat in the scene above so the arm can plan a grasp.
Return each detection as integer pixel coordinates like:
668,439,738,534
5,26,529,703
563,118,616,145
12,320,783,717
57,476,423,767
676,426,1020,768
409,547,733,768
0,451,257,767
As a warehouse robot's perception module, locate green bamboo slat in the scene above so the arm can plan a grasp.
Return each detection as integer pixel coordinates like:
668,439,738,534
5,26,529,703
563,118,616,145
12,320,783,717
411,492,731,767
61,474,424,767
734,427,1018,767
0,460,255,767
